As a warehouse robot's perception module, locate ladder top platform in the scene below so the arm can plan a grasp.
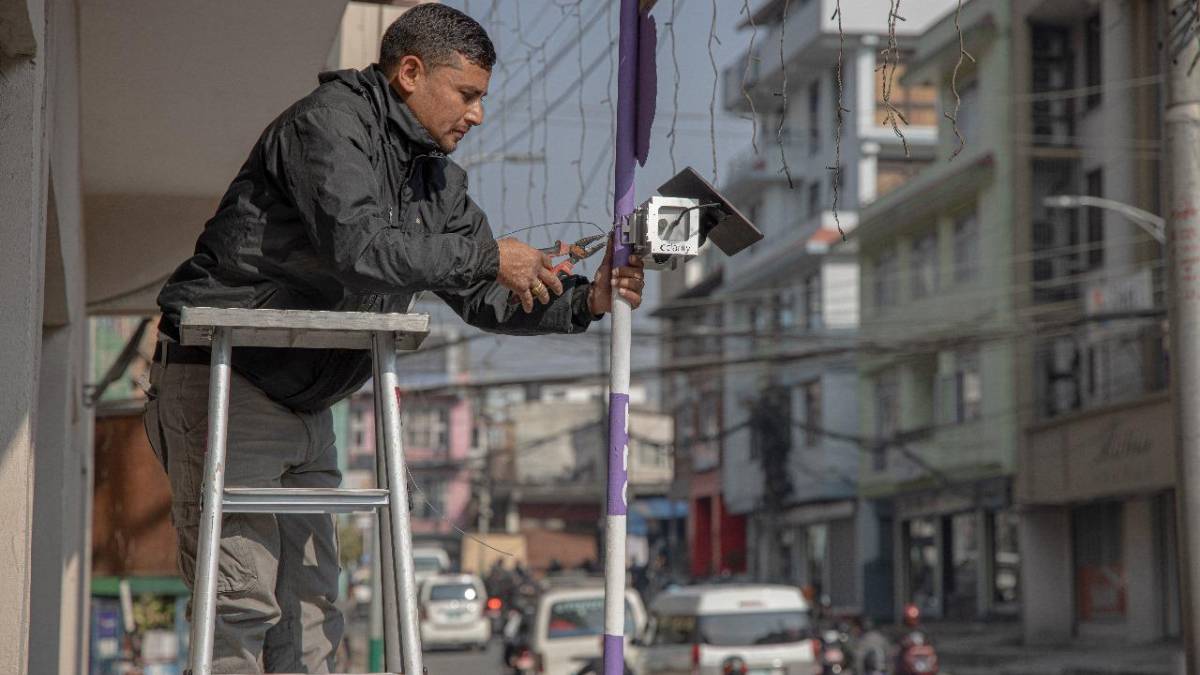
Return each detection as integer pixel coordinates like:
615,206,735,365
180,307,430,351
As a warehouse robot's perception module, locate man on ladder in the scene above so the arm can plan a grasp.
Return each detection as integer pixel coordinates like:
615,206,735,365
142,5,646,672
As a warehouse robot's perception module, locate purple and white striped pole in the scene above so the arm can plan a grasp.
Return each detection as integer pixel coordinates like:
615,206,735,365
605,0,644,672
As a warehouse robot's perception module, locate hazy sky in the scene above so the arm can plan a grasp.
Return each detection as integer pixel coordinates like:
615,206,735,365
425,0,759,386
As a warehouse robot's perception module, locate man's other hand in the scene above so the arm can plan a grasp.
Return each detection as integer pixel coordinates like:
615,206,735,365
588,236,646,315
496,239,563,313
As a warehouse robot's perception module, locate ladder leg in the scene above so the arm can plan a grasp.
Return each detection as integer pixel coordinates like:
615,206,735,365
372,359,403,670
189,328,234,675
373,331,425,675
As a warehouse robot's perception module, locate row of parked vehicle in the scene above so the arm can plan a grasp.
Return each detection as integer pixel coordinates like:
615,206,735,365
408,547,937,675
500,575,820,675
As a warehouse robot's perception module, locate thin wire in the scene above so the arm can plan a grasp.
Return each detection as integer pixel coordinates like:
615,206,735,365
497,220,607,240
877,0,911,156
708,0,721,183
828,0,848,238
574,3,590,216
668,0,682,173
404,463,515,558
777,0,795,189
739,0,760,155
945,0,976,160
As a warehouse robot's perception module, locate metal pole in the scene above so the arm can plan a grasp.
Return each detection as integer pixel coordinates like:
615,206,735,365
372,362,403,670
189,328,233,675
369,524,384,672
1168,15,1200,673
604,0,638,671
374,331,425,675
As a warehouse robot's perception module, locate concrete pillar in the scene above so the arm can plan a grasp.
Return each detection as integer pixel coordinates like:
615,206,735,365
1124,496,1162,643
0,0,49,671
976,509,994,620
892,517,906,623
1020,507,1073,645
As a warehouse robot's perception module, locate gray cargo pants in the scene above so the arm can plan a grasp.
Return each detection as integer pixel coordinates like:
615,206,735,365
143,356,344,673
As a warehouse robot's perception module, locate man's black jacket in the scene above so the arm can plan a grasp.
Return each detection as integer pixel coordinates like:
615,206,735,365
157,65,595,411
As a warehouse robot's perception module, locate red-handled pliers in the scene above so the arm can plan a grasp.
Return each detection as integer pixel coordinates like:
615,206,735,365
507,234,607,305
539,234,607,276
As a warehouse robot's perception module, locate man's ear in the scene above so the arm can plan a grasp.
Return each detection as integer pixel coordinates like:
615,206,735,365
392,54,425,96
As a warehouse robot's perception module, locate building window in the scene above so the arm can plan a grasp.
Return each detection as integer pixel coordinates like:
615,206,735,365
802,380,822,447
992,511,1021,613
808,79,821,155
778,289,797,330
350,407,369,450
873,249,898,312
1085,13,1101,110
953,349,982,423
1086,168,1105,269
956,80,980,148
412,477,446,518
808,181,821,219
404,406,449,451
804,273,823,331
875,53,938,127
911,231,939,299
953,210,980,283
1030,25,1075,146
873,370,899,470
876,158,929,199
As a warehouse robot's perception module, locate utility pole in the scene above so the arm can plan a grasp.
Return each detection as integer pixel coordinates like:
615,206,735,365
1167,5,1200,672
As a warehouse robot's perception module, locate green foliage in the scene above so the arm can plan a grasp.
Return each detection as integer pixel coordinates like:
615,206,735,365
132,594,175,631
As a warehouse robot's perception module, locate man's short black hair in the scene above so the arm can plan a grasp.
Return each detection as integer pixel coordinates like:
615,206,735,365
379,4,496,73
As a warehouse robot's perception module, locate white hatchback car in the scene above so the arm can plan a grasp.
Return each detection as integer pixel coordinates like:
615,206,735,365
419,573,491,650
524,578,647,675
637,584,818,675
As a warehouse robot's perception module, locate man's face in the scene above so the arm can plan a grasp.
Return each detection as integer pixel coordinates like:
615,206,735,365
391,52,489,153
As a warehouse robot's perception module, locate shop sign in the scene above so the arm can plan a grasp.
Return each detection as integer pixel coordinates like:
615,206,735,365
1020,398,1173,504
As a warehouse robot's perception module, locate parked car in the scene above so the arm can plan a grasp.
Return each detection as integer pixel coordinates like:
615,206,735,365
636,584,819,675
412,546,452,588
419,573,491,651
507,576,647,675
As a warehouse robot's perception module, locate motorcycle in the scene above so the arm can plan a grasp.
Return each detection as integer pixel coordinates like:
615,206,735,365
893,604,939,675
818,627,850,675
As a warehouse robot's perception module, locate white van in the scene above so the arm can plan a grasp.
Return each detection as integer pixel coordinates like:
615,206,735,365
637,584,818,675
523,578,647,675
412,546,451,588
419,573,491,650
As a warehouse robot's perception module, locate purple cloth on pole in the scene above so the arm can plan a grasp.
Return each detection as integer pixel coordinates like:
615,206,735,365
603,634,625,675
608,392,630,516
613,0,639,228
635,12,657,167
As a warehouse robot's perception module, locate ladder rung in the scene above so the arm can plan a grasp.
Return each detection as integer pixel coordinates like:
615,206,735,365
222,488,390,514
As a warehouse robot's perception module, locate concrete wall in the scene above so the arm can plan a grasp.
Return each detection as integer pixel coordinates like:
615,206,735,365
0,0,92,671
1123,496,1161,643
1020,508,1073,645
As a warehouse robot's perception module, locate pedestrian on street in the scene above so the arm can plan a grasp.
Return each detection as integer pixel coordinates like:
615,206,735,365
141,5,645,672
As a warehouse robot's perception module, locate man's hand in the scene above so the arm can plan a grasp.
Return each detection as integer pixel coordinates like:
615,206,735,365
588,236,646,315
496,239,564,313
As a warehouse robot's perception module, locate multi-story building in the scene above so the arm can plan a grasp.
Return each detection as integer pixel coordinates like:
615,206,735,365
854,0,1020,623
486,396,675,573
857,0,1179,640
656,0,956,606
1008,0,1179,645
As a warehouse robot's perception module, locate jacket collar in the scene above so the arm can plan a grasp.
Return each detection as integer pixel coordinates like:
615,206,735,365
319,65,441,155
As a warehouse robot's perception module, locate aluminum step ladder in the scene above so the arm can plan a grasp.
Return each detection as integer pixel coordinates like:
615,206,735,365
179,307,430,675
